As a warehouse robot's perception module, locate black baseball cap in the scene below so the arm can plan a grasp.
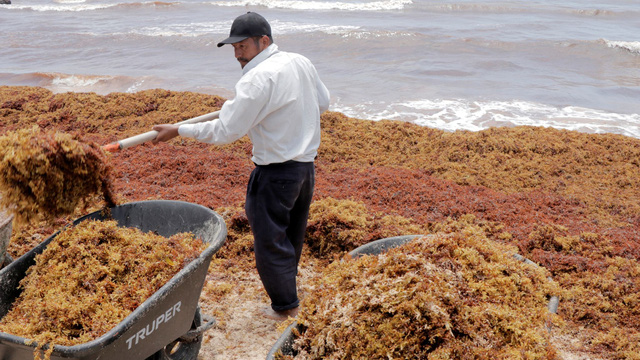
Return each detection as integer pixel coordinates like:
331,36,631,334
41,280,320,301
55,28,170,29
217,12,272,47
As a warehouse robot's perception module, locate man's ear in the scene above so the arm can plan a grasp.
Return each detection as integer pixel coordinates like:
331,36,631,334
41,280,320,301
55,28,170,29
260,35,271,49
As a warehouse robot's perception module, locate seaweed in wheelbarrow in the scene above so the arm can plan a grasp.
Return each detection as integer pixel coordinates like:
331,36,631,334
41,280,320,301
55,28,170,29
268,233,561,359
0,200,227,360
0,219,204,358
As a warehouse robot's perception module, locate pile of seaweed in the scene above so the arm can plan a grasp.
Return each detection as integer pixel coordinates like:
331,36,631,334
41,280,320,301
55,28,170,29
304,197,424,259
0,126,116,225
285,228,559,359
0,219,203,360
2,86,639,359
210,198,424,272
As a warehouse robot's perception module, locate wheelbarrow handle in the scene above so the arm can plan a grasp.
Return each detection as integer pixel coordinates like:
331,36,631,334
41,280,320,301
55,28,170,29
103,110,221,152
179,313,216,343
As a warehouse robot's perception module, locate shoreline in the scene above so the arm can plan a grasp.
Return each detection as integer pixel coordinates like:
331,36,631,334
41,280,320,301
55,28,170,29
3,81,639,140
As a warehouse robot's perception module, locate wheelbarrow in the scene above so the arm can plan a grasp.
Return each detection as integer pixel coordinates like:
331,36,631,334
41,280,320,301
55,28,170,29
0,200,227,360
266,235,560,359
0,203,13,269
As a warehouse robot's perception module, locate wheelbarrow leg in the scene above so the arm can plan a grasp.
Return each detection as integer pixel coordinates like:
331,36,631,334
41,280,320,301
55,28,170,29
146,306,216,360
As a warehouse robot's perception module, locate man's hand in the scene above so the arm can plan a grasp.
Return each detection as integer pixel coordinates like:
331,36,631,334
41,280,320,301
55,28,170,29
152,124,180,144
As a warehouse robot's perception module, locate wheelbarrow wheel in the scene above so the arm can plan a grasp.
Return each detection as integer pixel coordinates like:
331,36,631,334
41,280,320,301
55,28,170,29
147,307,213,360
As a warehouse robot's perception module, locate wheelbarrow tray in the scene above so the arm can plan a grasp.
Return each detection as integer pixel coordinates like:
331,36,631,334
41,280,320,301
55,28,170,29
0,200,227,360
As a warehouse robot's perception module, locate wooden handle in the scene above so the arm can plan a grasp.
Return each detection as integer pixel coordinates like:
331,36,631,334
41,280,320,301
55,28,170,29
103,111,220,152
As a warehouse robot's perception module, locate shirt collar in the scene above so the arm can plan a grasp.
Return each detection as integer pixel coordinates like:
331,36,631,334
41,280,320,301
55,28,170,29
242,43,279,75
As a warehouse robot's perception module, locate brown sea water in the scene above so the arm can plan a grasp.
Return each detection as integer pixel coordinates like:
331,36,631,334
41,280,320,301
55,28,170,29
1,0,639,137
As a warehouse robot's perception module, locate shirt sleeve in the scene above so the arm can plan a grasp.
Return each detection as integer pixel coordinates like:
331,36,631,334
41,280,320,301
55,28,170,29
317,76,330,113
178,76,270,144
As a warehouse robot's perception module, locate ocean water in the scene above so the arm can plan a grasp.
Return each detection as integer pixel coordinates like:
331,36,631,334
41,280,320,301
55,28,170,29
1,0,639,138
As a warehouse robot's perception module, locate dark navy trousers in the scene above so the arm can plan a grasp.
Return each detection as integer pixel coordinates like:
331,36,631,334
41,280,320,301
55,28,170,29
245,161,315,311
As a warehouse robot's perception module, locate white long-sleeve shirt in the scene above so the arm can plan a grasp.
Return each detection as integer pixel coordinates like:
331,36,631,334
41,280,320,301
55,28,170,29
179,44,330,165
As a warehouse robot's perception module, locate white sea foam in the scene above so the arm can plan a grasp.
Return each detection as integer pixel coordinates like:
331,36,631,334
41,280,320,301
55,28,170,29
604,40,640,55
50,74,114,87
271,21,414,38
3,1,175,12
126,79,147,93
270,20,360,35
42,73,160,95
132,22,231,37
54,0,87,4
5,3,115,11
212,0,412,11
332,99,640,139
131,20,363,37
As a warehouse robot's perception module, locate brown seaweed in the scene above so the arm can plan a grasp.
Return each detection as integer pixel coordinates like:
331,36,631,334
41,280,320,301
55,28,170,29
286,229,560,359
0,219,203,359
0,126,116,225
2,86,639,359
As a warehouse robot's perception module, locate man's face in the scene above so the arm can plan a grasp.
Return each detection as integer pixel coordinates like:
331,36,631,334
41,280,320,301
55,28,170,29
232,36,267,68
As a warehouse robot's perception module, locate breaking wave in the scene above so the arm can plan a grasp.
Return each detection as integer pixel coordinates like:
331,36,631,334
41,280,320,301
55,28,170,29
3,1,176,12
332,98,640,139
211,0,412,11
604,40,640,55
125,19,412,38
0,72,163,95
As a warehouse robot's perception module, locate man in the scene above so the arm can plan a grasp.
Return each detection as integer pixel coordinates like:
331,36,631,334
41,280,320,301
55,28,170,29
152,12,330,321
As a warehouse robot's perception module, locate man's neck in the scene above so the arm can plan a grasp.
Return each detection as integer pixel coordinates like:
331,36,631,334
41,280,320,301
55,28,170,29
242,43,279,74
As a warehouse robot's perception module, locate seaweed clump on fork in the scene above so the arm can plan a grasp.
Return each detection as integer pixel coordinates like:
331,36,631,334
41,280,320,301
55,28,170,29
0,126,116,225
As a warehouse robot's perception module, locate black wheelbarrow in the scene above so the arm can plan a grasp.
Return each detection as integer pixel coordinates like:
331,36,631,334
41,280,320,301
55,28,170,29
266,235,560,359
0,200,227,360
